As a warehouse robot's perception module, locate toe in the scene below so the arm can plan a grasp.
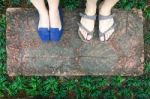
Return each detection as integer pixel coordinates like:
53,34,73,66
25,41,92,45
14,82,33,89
79,28,87,39
105,29,115,41
82,29,88,39
100,36,105,41
87,35,92,40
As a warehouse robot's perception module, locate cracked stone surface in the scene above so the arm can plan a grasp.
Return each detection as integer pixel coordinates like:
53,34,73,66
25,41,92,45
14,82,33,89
6,8,144,76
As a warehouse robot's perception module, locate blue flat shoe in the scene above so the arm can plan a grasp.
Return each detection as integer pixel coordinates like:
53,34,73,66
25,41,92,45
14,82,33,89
36,11,50,43
50,8,64,42
37,28,50,43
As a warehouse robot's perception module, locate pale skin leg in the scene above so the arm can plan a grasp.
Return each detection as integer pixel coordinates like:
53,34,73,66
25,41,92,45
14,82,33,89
47,0,61,30
30,0,49,29
99,0,119,41
79,0,98,40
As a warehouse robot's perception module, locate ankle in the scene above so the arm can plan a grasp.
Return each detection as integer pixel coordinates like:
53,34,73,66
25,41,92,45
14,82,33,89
99,8,111,16
85,10,96,16
49,8,59,16
49,6,59,12
85,7,97,16
38,11,48,16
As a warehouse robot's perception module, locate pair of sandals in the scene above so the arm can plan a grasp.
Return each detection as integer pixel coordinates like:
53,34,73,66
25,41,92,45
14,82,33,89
37,8,63,43
78,12,116,42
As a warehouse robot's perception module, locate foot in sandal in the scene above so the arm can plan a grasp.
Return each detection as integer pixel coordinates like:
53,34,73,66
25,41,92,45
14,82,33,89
99,13,116,41
78,12,96,42
98,0,119,41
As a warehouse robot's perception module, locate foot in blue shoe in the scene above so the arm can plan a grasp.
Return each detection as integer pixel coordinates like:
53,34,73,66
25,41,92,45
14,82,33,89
36,10,50,42
50,28,63,42
49,8,63,42
37,28,50,43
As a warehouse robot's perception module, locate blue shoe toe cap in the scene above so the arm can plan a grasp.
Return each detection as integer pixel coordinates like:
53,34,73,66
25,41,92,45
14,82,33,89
37,28,50,42
50,28,63,42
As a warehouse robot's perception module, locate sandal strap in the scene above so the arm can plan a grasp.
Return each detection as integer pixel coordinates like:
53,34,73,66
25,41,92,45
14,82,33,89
99,13,115,20
77,23,94,35
80,13,96,20
99,33,106,41
99,23,117,35
99,23,117,36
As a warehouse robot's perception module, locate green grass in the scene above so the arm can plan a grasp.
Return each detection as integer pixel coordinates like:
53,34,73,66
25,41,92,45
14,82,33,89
145,32,150,44
0,0,150,98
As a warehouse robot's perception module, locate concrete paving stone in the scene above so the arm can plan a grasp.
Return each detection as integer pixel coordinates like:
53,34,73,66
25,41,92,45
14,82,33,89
6,8,144,76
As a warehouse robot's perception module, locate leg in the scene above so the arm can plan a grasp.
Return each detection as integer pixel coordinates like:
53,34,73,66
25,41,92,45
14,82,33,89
30,0,49,29
47,0,61,30
100,0,119,16
99,0,119,41
79,0,97,41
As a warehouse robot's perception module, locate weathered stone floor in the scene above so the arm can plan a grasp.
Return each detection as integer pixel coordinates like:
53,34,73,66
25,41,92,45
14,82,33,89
6,8,144,76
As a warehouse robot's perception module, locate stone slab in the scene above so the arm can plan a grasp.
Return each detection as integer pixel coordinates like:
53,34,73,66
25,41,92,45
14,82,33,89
6,8,144,76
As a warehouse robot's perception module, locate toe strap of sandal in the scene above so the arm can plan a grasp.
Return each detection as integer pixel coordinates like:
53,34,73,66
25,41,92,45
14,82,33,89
99,13,115,20
80,13,97,20
77,23,94,36
99,32,106,41
99,23,117,35
99,23,117,41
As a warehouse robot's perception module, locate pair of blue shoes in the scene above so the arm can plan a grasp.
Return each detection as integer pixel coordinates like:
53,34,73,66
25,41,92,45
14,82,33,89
37,8,63,43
